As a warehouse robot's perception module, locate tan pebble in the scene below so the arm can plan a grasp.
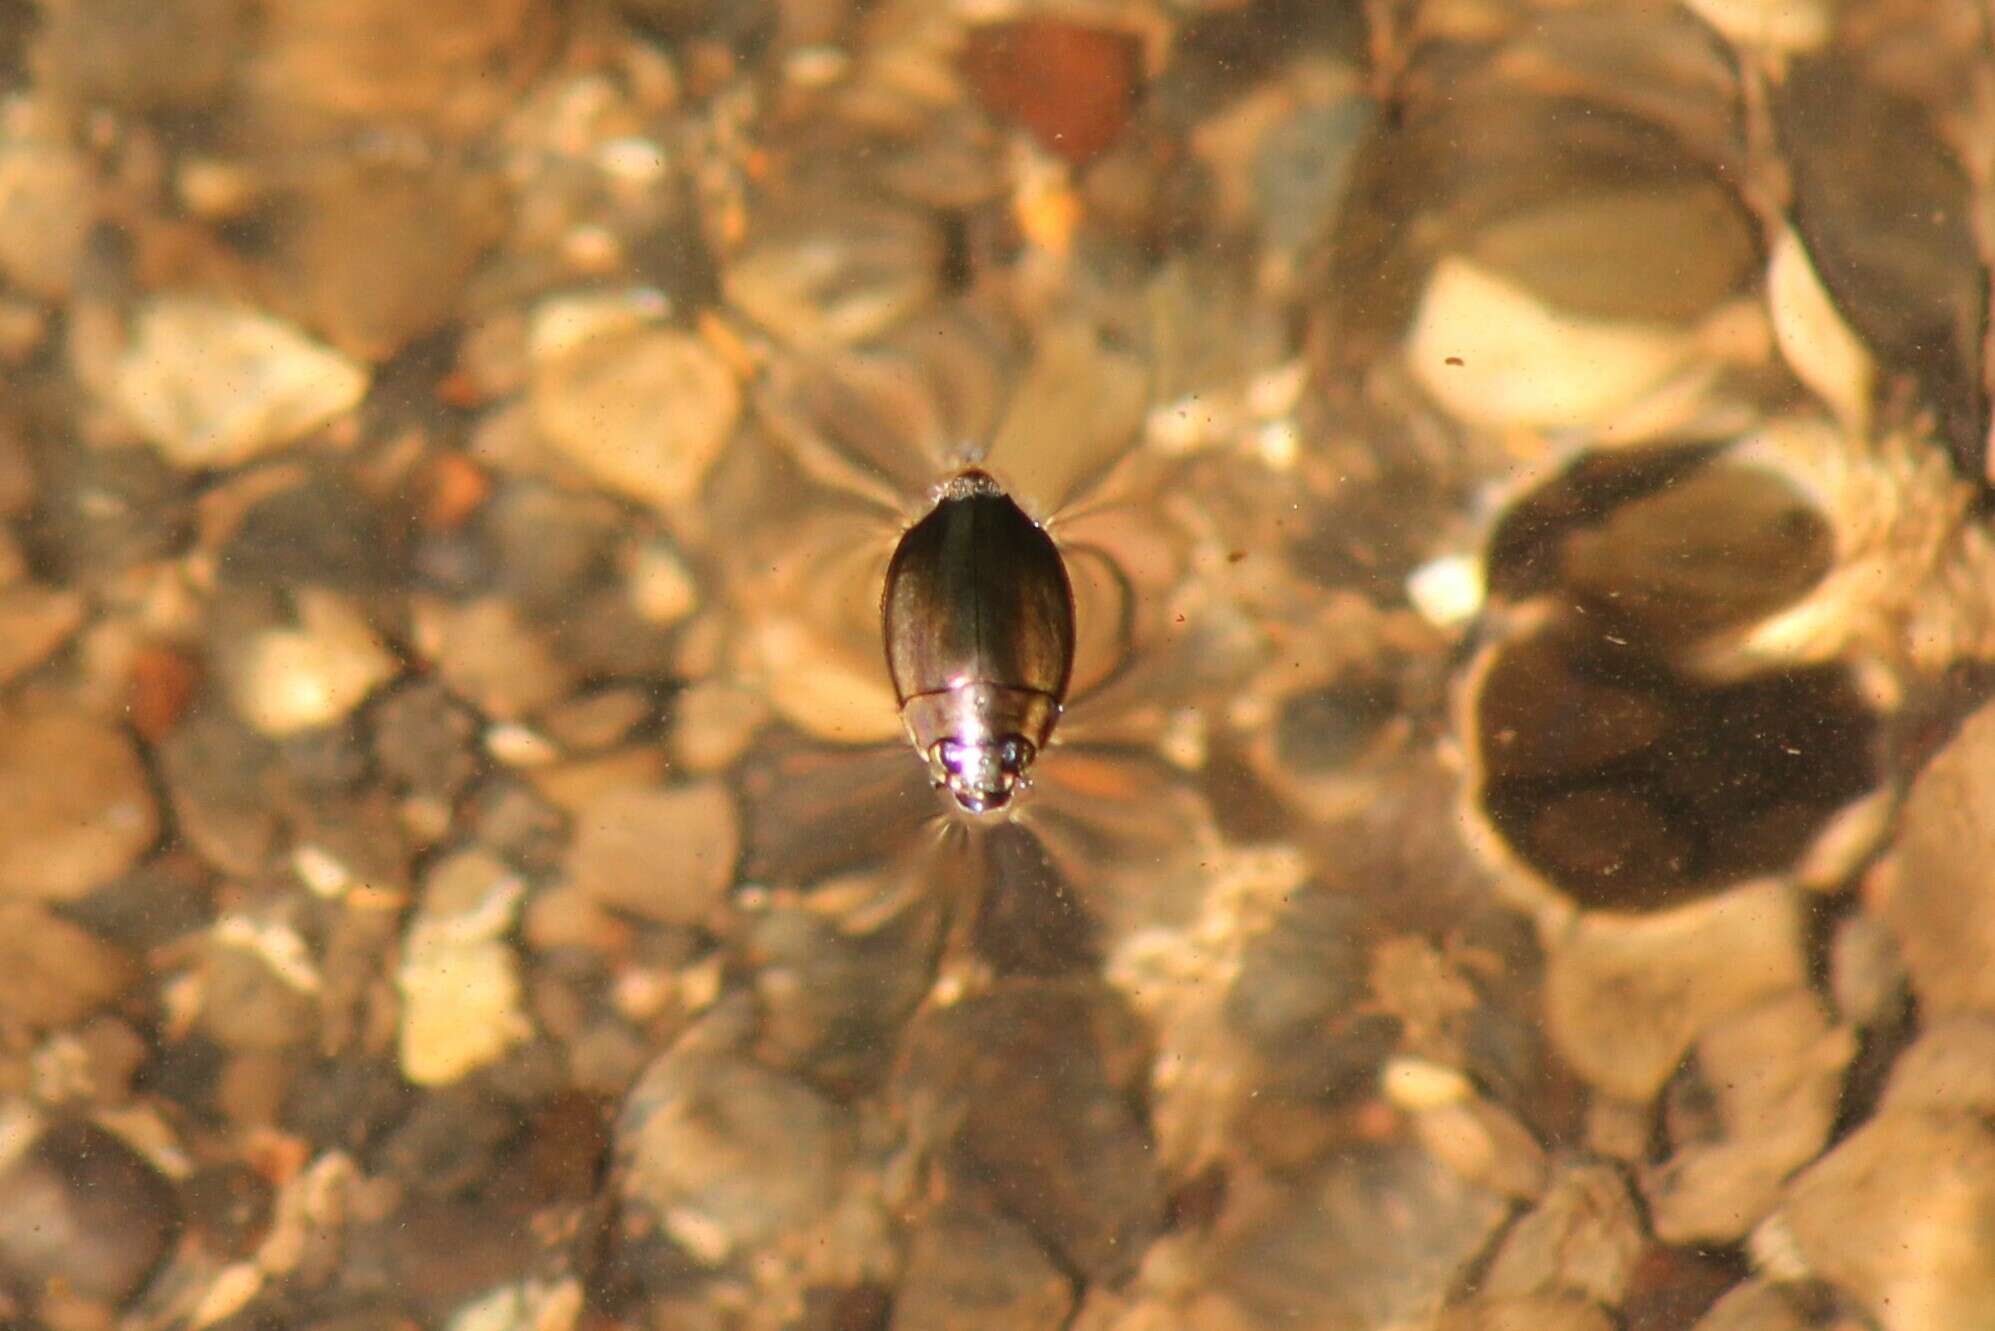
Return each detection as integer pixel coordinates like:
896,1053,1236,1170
521,883,623,954
530,308,740,511
537,686,652,753
413,595,578,722
1415,1098,1547,1201
0,710,158,901
627,539,699,626
0,901,135,1031
526,746,671,816
398,925,531,1087
1434,1294,1616,1331
226,591,398,736
1544,880,1805,1101
0,131,93,299
1582,1096,1651,1163
669,681,769,773
1484,1163,1644,1306
565,780,738,927
0,584,86,686
1878,1015,1995,1116
1759,1108,1995,1331
614,1048,853,1266
397,852,532,1085
113,295,368,471
1642,988,1852,1244
1882,701,1995,1014
894,1199,1074,1331
198,919,321,1052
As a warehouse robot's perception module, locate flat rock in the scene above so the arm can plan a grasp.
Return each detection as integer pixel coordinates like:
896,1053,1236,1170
114,295,369,471
1125,1142,1511,1330
0,709,159,901
263,157,507,363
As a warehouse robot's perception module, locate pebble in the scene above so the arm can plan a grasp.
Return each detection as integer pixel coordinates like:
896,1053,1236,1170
0,1118,180,1306
614,1047,855,1269
1482,1163,1645,1307
262,157,508,363
0,902,136,1032
30,444,192,587
411,595,577,723
961,19,1143,168
0,709,158,901
893,1198,1075,1331
1687,1280,1826,1331
1756,1107,1995,1331
895,982,1164,1281
155,705,281,876
1878,1015,1995,1115
31,0,247,112
746,894,939,1087
721,195,945,348
1881,699,1995,1013
537,686,653,754
0,115,92,299
1542,881,1807,1101
247,0,555,141
529,299,740,512
199,916,322,1052
397,853,533,1086
217,467,403,594
370,681,481,805
226,590,400,736
1435,1295,1616,1331
113,295,370,471
1156,1141,1509,1329
564,780,738,928
1641,989,1852,1243
0,583,85,686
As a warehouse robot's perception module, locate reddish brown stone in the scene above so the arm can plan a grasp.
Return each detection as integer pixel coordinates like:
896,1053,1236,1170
962,19,1141,167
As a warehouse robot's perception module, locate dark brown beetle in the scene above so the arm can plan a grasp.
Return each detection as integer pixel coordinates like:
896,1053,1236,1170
882,470,1076,814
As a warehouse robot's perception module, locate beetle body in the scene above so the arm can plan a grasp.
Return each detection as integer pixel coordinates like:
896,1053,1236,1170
883,470,1075,814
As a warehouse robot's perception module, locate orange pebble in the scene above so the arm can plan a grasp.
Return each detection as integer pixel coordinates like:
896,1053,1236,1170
420,451,492,532
126,645,202,741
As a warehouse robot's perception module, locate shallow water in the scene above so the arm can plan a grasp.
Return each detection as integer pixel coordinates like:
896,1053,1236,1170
0,2,1990,1328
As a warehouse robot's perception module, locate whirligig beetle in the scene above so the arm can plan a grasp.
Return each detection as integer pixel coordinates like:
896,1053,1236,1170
882,469,1076,815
